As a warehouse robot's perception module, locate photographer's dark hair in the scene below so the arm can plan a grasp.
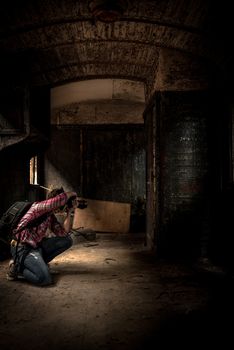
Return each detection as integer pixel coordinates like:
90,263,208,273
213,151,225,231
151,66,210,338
47,187,64,199
47,187,87,210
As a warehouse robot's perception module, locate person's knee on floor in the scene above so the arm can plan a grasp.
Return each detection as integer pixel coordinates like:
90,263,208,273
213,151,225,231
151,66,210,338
22,261,53,286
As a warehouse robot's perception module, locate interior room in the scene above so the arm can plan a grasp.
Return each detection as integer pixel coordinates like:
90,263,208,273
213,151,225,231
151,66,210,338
0,1,234,349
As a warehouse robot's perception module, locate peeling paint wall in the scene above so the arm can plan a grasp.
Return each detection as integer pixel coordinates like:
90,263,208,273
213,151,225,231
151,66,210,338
51,79,145,125
51,100,145,125
154,49,210,93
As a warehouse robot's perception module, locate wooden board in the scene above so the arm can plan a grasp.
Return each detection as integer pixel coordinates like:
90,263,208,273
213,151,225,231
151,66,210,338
73,199,130,233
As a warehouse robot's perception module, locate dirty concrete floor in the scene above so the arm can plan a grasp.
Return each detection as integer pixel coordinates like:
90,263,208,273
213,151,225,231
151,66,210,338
0,233,233,350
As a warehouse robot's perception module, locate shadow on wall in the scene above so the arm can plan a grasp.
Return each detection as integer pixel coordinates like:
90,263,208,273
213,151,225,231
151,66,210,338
209,184,234,269
130,196,146,233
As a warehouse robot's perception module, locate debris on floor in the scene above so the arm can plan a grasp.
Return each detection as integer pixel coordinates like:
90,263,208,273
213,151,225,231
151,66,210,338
0,233,233,350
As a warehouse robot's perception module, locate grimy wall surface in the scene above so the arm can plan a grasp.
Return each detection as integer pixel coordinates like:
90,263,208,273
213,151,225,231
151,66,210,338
44,125,146,232
144,89,232,260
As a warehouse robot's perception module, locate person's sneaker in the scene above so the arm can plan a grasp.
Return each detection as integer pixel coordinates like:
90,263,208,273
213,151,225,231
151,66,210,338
6,259,18,281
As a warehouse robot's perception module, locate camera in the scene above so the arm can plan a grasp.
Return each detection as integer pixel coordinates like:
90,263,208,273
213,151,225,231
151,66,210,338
67,196,88,209
77,199,88,209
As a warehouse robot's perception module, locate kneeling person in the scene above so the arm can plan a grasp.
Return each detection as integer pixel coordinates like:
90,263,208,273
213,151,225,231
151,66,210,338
6,188,77,286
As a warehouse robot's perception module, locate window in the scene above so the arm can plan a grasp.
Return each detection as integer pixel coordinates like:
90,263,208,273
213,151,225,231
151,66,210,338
30,156,38,185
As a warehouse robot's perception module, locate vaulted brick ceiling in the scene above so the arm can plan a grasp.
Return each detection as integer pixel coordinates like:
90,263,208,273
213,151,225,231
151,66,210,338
0,0,232,89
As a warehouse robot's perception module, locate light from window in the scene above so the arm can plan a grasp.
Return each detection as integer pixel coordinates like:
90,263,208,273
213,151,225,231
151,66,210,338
30,156,38,185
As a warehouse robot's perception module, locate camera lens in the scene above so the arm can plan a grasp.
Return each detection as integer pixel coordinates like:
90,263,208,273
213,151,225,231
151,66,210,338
67,196,76,208
77,200,88,209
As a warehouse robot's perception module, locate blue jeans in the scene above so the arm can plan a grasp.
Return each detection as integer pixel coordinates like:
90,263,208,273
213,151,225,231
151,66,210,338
11,236,73,286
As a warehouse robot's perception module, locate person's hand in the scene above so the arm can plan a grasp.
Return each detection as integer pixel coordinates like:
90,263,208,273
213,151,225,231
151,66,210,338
70,197,78,210
66,191,78,200
65,192,78,212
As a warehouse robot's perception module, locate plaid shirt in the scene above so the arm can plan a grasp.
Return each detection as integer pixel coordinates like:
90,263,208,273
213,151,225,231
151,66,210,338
14,192,69,248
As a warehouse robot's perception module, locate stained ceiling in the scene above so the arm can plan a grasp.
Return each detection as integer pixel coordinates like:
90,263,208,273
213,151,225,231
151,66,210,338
0,0,233,93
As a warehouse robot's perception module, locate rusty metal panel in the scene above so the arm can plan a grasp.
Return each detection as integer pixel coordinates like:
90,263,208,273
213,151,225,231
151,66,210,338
82,125,145,204
144,90,214,258
144,101,156,248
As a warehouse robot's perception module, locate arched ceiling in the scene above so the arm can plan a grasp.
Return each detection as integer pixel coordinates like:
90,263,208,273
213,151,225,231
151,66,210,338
0,0,232,91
